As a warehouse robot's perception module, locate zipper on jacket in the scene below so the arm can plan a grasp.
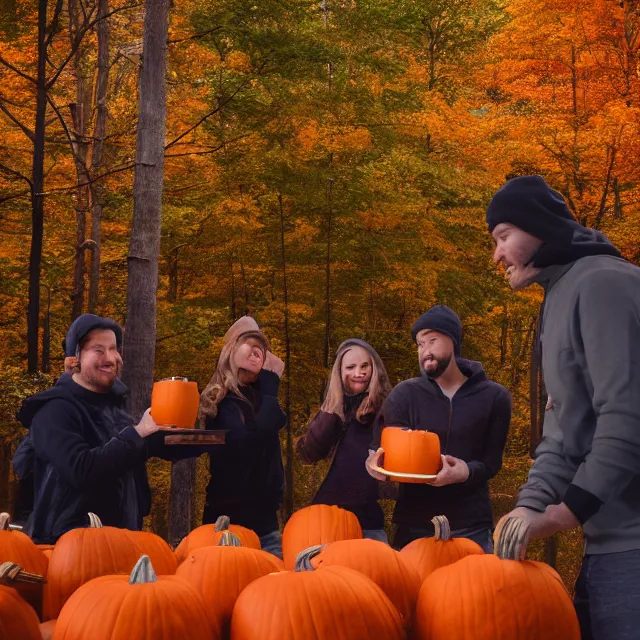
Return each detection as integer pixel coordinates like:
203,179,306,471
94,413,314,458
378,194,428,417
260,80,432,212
444,398,453,454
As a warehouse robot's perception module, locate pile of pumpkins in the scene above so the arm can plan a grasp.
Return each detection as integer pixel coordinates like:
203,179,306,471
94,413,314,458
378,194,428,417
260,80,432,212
0,506,580,639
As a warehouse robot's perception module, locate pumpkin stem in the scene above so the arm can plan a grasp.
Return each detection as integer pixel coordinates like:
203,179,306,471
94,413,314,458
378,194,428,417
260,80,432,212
87,512,103,528
0,562,47,585
294,545,326,572
218,531,242,546
214,515,230,532
431,515,451,542
129,555,158,584
494,516,531,561
0,513,11,531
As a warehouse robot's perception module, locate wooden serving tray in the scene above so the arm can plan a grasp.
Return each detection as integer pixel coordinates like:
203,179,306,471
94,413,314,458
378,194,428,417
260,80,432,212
160,428,227,445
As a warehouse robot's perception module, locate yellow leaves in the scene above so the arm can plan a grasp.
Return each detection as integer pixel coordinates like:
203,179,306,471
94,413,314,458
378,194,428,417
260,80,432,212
226,51,253,73
293,119,372,160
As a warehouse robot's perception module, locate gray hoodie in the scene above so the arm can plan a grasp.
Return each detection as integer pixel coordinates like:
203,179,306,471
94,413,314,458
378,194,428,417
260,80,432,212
517,253,640,554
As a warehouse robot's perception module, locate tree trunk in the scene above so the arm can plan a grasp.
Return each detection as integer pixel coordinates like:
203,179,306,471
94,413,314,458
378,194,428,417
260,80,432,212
278,194,293,519
69,0,94,320
41,285,51,373
27,0,48,373
122,0,169,420
88,0,110,313
323,178,334,369
167,458,195,547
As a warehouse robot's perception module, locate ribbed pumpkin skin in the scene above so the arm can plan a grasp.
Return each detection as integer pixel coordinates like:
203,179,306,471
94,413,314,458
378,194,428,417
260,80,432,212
176,546,283,634
38,544,55,560
231,565,404,640
312,539,421,628
380,427,441,482
413,554,581,640
400,535,484,582
0,525,48,613
0,585,42,640
43,526,177,620
282,505,363,570
174,524,261,565
51,574,220,640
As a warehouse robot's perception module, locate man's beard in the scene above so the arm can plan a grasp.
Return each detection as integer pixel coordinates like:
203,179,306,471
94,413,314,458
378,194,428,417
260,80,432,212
421,353,452,380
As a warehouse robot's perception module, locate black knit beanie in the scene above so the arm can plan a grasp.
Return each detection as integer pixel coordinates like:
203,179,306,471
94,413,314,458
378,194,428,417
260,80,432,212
411,305,462,356
486,175,576,242
62,313,123,357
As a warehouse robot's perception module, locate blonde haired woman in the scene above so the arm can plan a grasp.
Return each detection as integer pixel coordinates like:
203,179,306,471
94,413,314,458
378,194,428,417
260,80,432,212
199,316,286,558
296,338,392,542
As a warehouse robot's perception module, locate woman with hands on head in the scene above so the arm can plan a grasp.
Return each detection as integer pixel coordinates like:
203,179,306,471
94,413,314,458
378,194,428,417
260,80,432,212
198,316,286,559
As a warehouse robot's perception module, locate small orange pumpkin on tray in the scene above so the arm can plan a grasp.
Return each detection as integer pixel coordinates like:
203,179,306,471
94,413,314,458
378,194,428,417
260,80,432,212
370,426,442,483
150,376,200,429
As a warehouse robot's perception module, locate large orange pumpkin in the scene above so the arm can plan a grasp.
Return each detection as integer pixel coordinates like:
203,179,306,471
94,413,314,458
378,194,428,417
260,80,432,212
380,427,441,481
51,555,220,639
0,584,42,640
176,543,283,635
413,553,580,639
400,515,484,581
174,516,261,565
282,505,362,570
150,377,200,428
43,514,176,620
231,565,404,639
297,538,421,630
0,513,48,615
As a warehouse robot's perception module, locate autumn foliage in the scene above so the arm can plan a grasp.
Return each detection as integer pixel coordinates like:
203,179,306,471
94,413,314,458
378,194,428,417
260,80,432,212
1,0,638,590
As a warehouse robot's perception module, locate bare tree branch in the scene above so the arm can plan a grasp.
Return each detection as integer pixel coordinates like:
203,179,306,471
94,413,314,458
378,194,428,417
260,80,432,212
164,136,248,157
45,93,85,169
0,99,35,141
0,189,30,204
0,55,37,85
0,162,33,187
168,26,223,45
46,2,142,90
165,65,266,149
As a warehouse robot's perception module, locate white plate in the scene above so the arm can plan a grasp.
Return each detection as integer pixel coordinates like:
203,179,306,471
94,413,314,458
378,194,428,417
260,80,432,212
370,464,437,480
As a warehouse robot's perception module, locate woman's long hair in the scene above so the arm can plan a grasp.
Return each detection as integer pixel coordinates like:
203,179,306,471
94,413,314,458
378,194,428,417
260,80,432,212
320,339,391,423
198,329,270,424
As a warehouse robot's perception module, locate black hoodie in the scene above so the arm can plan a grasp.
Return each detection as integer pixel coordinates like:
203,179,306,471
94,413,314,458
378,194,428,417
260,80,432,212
372,359,511,532
16,374,150,543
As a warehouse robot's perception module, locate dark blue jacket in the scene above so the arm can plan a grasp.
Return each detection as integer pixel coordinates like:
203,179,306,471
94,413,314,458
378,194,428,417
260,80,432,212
373,359,511,531
203,370,286,536
15,374,151,543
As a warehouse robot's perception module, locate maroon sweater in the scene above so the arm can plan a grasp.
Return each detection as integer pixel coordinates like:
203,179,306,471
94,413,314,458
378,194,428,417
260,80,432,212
297,396,384,529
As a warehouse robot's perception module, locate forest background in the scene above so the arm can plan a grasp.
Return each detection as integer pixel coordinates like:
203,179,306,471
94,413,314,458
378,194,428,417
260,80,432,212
0,0,638,589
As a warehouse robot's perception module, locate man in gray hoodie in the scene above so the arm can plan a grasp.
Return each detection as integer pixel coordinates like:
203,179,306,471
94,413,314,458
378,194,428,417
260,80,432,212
487,175,640,640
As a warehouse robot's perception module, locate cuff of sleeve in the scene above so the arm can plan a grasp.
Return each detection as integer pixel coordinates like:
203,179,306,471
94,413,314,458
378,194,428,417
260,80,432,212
563,483,603,525
515,497,547,513
259,370,280,396
118,426,145,449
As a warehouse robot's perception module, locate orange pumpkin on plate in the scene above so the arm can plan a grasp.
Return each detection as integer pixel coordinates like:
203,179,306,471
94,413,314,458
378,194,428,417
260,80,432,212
150,377,200,428
380,426,441,482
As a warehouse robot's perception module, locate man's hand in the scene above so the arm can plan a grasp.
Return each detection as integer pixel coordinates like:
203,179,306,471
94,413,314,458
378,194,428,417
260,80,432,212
365,448,387,481
134,408,161,438
493,504,580,559
431,455,469,486
263,351,285,378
